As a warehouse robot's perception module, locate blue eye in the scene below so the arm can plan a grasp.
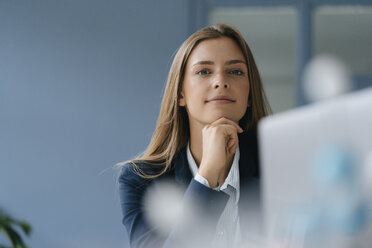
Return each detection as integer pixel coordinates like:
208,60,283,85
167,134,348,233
230,70,244,75
197,69,210,75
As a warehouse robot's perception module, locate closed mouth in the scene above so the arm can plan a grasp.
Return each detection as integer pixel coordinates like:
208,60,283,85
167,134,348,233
206,96,235,103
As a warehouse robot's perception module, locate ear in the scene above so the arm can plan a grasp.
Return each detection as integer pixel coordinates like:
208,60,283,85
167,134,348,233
178,92,186,107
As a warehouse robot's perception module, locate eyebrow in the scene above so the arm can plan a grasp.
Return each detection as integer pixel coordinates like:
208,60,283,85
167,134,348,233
192,59,246,67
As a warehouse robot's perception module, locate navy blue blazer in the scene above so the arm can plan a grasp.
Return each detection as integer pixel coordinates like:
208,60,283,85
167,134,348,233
119,131,262,248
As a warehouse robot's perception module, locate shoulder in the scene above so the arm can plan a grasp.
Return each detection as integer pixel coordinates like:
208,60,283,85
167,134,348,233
118,147,187,190
119,162,162,184
118,160,178,191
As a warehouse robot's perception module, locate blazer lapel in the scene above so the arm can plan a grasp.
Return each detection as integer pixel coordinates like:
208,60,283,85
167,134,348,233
172,147,193,187
237,131,263,237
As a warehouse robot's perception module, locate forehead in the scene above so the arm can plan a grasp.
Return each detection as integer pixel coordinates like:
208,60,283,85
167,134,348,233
187,37,245,64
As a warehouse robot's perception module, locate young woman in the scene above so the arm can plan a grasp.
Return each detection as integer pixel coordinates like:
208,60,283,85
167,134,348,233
118,24,271,248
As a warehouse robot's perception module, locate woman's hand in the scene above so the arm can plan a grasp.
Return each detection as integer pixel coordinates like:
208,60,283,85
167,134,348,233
198,117,243,188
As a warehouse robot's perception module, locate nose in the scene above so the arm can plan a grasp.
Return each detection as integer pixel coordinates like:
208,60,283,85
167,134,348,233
212,72,229,89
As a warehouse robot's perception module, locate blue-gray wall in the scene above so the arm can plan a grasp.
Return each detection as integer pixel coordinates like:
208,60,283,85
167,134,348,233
0,0,188,247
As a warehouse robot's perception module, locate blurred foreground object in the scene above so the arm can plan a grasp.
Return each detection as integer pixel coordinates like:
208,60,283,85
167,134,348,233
0,208,32,248
143,179,189,236
259,86,372,248
303,54,352,103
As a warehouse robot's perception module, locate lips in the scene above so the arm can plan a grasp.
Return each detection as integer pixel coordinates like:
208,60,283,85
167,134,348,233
206,96,235,103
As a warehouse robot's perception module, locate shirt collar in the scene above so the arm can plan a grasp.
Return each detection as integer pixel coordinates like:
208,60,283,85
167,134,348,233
186,143,199,178
186,142,240,201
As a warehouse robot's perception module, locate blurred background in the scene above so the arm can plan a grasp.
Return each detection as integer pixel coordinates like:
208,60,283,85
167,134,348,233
0,0,371,247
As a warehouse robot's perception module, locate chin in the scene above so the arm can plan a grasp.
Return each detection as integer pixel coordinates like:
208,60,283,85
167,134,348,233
209,114,240,124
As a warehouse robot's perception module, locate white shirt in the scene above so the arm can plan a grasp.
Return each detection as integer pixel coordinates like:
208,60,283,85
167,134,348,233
186,143,241,247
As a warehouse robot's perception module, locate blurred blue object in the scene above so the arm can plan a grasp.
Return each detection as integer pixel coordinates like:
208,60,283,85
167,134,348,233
328,200,368,235
312,144,355,186
312,145,368,234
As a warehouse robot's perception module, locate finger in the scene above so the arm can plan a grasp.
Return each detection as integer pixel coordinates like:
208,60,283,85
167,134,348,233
212,117,243,132
225,128,239,153
228,136,238,153
213,124,239,141
230,141,239,155
227,131,238,146
229,144,237,154
205,124,239,153
233,140,239,154
227,138,234,149
210,117,243,133
228,130,239,153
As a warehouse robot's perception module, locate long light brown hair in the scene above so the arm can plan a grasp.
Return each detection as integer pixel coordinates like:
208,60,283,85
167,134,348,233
118,24,271,178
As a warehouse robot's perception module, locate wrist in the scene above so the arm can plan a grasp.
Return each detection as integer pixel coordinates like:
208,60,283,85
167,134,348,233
198,167,219,188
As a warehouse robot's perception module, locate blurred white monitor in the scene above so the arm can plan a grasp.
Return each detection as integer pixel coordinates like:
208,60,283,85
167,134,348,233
258,87,372,246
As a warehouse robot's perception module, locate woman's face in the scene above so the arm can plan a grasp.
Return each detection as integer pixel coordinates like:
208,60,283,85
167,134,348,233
179,37,250,127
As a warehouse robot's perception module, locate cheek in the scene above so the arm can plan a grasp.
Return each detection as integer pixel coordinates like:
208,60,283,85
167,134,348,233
238,83,250,104
184,83,205,101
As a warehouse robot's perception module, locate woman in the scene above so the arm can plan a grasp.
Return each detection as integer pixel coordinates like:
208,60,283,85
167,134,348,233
118,24,271,248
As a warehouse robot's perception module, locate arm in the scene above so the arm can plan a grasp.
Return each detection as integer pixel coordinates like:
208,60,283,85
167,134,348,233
119,165,229,248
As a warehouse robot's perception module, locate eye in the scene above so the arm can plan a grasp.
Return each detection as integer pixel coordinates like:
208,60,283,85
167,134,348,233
196,69,211,75
229,70,244,76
